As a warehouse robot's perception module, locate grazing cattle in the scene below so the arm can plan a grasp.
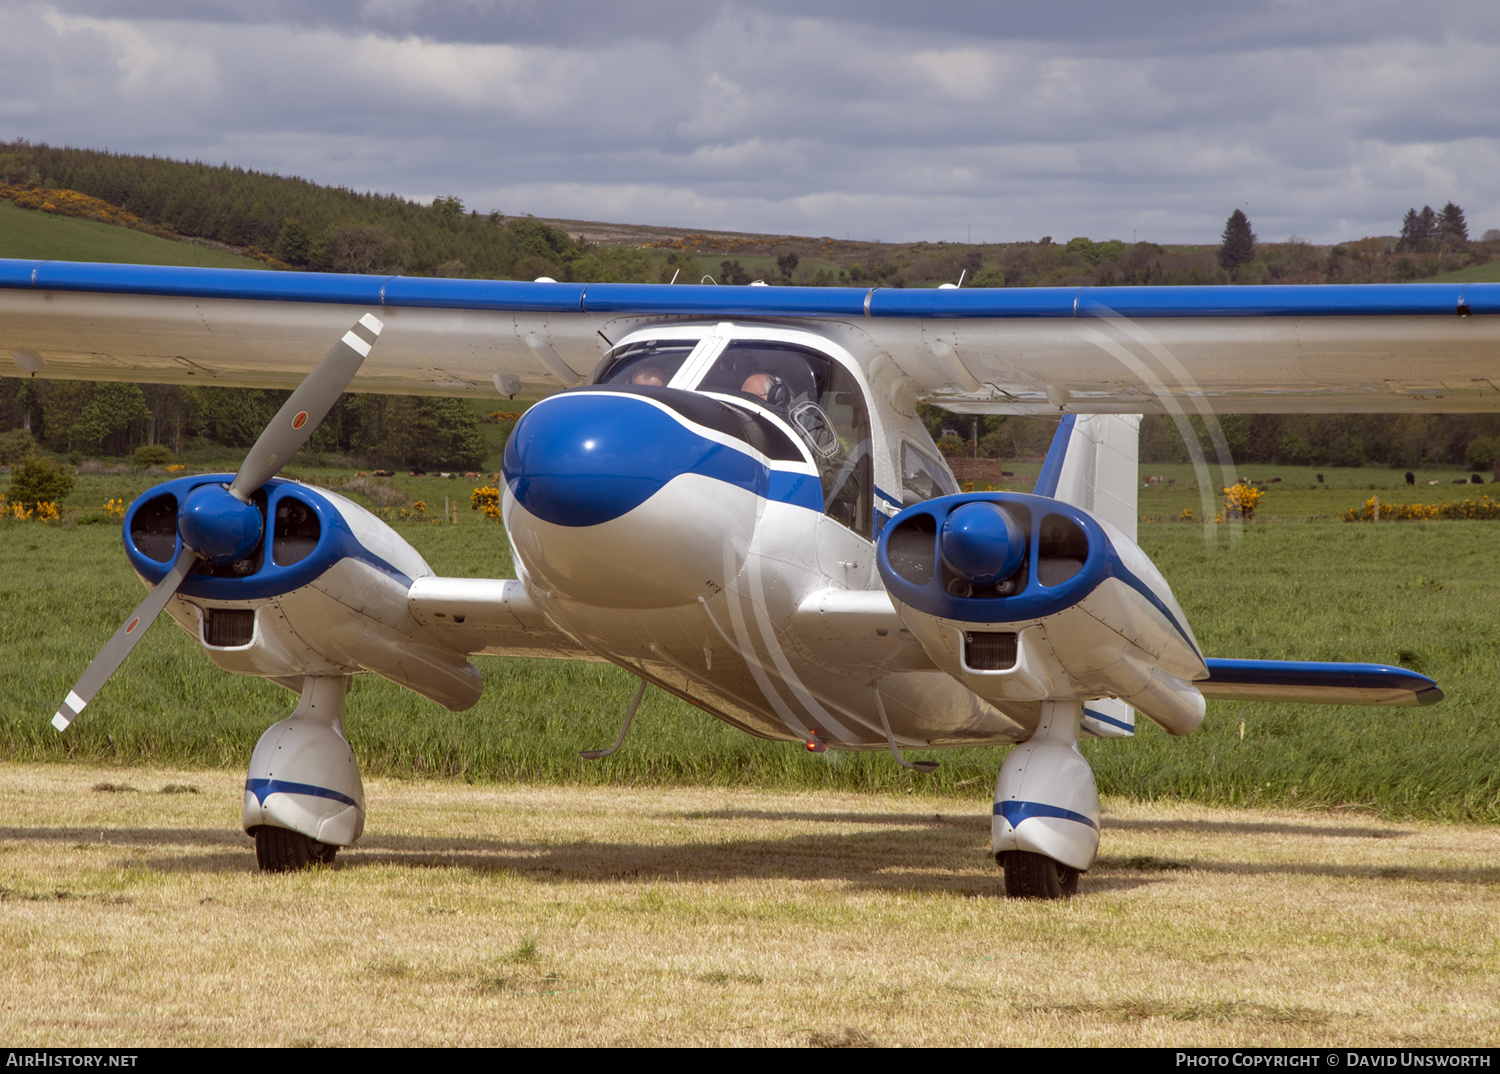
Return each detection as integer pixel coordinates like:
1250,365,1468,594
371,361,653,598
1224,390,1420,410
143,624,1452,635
1316,473,1324,483
1405,472,1415,485
1472,474,1485,484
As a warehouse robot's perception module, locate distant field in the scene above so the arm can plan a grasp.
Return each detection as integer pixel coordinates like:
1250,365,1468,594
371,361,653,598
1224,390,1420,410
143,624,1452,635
3,465,1500,822
0,201,269,268
1422,260,1500,283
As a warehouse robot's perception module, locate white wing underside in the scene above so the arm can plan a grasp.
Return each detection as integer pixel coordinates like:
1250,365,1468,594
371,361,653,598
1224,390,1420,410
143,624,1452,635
6,286,1500,413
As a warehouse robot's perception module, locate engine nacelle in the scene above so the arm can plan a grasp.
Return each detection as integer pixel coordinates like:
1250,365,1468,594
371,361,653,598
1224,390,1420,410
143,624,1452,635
877,492,1207,735
123,474,482,710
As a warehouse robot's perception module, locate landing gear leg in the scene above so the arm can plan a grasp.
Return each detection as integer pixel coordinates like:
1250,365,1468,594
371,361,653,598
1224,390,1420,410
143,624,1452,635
243,675,364,872
992,700,1098,900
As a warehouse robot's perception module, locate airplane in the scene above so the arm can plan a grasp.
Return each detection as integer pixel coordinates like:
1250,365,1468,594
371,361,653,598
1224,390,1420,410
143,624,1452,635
3,258,1486,897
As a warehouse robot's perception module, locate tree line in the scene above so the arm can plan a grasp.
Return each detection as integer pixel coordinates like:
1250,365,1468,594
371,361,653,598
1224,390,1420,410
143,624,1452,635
921,406,1500,472
0,377,490,472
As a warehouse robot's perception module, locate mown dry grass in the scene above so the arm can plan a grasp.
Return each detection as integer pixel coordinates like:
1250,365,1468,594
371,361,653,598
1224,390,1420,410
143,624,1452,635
1,763,1497,1047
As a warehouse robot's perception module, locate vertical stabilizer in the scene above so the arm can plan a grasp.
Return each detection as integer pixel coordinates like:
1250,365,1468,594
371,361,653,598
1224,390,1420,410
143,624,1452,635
1033,414,1140,541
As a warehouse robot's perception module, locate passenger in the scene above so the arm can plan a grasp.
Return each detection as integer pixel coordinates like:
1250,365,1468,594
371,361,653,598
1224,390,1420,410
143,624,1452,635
740,372,774,399
630,363,668,387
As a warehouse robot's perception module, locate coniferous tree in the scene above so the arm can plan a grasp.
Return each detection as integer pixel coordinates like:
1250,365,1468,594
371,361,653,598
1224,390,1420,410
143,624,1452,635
1439,202,1469,245
1219,210,1256,271
1399,205,1441,251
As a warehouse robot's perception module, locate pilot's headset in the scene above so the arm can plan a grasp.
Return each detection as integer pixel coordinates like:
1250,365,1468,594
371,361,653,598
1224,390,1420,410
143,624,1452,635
758,370,792,408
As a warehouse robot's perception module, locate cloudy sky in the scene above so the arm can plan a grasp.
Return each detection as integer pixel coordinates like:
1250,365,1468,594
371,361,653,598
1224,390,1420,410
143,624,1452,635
4,0,1499,245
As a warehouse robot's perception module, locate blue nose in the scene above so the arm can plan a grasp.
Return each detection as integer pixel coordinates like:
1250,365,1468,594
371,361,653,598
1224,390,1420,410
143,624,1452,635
504,392,766,528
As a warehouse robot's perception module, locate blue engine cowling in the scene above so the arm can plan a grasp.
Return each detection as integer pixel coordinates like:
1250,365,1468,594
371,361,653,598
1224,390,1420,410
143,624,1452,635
876,492,1206,734
122,475,482,710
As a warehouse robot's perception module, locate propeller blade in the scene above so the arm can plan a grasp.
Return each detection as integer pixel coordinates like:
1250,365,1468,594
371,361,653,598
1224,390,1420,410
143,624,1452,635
51,544,198,732
228,312,382,501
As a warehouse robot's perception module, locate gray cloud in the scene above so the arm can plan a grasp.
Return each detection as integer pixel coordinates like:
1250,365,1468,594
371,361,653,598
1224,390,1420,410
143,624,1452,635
4,1,1500,243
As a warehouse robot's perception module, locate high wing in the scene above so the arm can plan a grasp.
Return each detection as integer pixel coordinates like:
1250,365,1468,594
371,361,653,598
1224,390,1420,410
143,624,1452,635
4,260,1500,412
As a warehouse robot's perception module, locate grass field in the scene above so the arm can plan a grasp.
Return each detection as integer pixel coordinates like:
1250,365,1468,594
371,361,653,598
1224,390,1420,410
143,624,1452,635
0,201,269,269
4,464,1500,824
1423,260,1500,283
2,764,1496,1046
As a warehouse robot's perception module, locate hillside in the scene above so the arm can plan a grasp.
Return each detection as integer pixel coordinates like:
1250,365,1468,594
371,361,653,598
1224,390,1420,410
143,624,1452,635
0,201,269,269
5,140,1497,288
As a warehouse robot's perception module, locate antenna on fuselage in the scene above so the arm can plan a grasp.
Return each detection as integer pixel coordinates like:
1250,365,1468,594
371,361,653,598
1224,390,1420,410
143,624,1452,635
875,692,939,773
579,678,648,760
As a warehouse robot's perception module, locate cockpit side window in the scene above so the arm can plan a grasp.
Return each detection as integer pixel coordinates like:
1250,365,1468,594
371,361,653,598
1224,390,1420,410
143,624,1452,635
901,442,959,506
699,340,873,539
598,340,698,388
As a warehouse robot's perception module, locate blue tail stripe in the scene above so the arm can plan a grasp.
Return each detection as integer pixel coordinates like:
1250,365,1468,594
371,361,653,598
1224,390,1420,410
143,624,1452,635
1032,415,1077,498
993,799,1099,831
246,778,359,809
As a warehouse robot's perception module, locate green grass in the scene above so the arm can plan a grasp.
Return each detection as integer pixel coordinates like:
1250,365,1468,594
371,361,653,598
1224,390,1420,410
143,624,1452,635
1421,261,1500,283
1136,461,1495,522
0,201,270,269
3,467,1500,821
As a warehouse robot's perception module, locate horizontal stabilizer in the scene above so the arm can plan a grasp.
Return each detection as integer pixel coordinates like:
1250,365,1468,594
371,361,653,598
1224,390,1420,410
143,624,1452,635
1199,659,1442,707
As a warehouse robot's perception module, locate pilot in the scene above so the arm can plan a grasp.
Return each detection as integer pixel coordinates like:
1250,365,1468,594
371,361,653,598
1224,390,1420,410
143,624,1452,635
630,363,668,387
740,371,790,408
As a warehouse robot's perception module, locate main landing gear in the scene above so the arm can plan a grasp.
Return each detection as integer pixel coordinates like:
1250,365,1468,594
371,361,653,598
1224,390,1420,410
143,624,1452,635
243,675,366,872
992,700,1099,900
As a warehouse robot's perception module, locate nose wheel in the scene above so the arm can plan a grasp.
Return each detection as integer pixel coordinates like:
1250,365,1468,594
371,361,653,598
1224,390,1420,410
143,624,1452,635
1000,850,1079,899
254,826,339,872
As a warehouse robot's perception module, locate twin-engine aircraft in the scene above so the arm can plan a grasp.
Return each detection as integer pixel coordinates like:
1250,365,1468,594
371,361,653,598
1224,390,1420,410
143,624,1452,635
3,259,1485,895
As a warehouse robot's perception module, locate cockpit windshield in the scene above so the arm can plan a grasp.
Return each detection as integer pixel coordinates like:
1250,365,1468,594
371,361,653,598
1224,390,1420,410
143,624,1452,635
598,340,698,388
698,340,873,539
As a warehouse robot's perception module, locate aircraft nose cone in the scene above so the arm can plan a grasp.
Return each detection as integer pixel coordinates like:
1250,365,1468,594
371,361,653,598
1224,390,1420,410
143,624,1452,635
502,390,764,608
505,392,760,527
179,483,263,563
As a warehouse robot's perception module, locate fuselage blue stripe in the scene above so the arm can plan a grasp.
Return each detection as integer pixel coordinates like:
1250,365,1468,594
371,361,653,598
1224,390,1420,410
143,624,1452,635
993,800,1099,831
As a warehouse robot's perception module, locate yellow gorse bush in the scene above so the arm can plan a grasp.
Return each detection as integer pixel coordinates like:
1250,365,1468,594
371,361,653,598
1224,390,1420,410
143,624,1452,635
103,498,127,522
471,485,502,522
1343,495,1500,522
1223,482,1265,520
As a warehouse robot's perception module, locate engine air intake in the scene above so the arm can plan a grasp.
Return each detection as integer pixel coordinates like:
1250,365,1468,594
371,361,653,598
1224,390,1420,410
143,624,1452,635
965,631,1018,671
203,608,255,648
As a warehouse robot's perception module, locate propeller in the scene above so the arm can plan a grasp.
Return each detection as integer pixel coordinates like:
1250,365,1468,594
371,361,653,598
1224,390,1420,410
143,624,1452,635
51,312,383,732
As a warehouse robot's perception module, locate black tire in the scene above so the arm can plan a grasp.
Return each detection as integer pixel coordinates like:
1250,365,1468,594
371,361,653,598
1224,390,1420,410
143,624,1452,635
1001,851,1080,899
254,826,337,872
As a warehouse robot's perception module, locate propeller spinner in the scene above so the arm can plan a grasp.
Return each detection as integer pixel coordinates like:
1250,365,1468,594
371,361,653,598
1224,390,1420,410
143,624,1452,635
50,312,383,731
